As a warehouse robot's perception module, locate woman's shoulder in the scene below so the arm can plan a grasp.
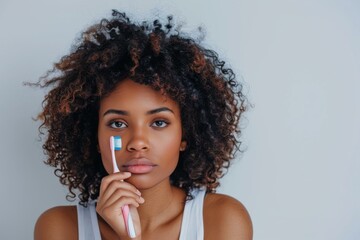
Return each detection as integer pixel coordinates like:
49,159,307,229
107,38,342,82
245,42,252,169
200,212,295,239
34,205,78,240
203,192,253,240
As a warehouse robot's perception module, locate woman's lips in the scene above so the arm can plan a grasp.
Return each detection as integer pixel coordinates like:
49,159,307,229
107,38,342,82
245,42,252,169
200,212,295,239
125,165,156,174
122,158,157,174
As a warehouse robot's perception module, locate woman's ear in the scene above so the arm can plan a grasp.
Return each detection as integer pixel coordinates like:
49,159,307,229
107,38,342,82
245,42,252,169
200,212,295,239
180,140,187,151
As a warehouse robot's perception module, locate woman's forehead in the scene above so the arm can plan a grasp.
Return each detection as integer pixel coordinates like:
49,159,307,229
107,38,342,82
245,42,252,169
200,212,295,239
99,78,180,115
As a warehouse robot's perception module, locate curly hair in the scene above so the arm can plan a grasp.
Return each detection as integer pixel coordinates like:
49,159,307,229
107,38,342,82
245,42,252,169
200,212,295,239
33,10,247,205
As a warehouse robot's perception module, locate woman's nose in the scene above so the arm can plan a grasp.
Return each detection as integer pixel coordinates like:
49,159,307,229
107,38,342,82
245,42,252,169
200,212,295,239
126,129,150,152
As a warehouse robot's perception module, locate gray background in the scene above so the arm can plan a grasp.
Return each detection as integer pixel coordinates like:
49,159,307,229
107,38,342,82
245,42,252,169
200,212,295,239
1,0,359,239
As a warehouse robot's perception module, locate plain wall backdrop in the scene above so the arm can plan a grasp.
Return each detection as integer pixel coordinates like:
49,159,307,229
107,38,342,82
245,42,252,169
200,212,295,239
0,0,359,239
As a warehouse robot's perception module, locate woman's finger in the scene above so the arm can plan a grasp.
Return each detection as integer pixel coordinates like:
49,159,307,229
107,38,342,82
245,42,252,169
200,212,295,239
99,179,141,204
99,172,132,194
98,188,145,210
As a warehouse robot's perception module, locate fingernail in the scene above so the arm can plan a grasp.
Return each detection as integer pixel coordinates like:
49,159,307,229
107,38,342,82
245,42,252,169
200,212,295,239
136,190,141,196
139,197,145,204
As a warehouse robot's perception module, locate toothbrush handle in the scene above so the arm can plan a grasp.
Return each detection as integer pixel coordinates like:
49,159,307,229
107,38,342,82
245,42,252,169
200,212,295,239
110,136,136,238
121,204,136,238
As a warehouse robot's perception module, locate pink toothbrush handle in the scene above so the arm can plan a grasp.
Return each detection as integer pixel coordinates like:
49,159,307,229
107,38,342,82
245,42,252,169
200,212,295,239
121,205,136,238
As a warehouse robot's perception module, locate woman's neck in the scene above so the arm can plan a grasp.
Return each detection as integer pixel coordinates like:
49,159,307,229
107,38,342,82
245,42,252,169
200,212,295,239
137,180,186,231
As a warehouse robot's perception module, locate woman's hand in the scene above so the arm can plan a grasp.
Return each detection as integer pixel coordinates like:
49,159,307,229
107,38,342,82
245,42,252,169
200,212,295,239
96,172,144,239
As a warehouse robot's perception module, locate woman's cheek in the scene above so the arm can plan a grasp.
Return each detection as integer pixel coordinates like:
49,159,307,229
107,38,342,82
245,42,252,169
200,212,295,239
99,143,113,174
101,156,113,174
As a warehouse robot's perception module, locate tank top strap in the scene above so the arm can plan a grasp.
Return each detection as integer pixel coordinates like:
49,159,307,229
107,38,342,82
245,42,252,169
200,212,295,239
76,201,101,240
179,188,206,240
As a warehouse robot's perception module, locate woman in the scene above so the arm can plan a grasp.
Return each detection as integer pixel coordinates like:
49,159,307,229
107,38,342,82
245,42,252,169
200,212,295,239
34,10,252,240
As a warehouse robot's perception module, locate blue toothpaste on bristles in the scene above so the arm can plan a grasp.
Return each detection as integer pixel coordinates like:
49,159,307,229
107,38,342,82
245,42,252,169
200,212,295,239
114,136,122,151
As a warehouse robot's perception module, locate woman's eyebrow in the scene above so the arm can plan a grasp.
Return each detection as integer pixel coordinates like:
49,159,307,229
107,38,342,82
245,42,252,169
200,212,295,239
146,107,174,115
103,109,129,116
103,107,174,117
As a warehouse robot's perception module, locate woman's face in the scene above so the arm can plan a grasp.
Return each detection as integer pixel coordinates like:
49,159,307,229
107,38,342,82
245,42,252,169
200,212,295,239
98,79,186,189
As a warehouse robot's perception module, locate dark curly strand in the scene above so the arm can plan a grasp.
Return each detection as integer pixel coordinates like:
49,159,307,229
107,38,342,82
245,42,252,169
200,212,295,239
34,10,247,205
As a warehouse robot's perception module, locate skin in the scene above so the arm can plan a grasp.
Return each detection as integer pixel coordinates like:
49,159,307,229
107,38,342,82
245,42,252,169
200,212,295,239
34,79,253,240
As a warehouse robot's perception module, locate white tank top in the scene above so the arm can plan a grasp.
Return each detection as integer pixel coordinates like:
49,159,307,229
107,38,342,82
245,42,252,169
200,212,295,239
77,189,206,240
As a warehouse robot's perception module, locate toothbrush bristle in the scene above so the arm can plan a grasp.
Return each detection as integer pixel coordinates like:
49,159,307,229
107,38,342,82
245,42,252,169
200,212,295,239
114,136,122,150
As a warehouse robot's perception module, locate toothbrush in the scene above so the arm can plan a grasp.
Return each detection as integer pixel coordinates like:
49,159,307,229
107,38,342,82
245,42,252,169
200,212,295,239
110,136,136,238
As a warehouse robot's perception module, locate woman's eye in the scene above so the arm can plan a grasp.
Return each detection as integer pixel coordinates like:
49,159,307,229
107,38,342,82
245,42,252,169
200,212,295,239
109,121,127,129
152,120,168,128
